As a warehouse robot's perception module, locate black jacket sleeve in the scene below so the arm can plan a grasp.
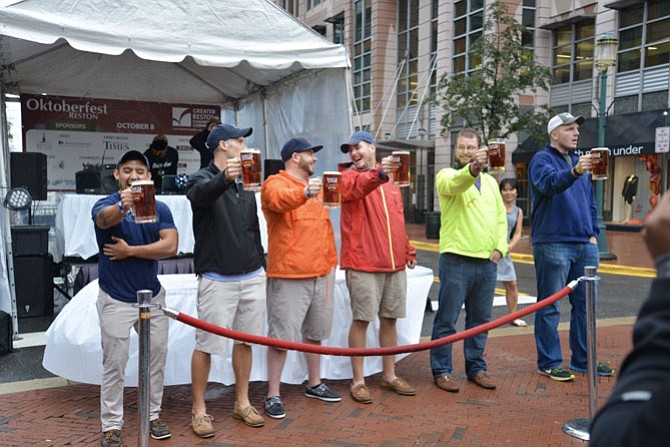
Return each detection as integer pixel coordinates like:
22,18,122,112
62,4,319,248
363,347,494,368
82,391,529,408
589,277,670,447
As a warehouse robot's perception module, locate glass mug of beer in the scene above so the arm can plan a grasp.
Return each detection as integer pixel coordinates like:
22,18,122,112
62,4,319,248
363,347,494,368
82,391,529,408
130,179,157,223
487,140,505,173
240,148,262,191
391,151,411,187
322,171,342,208
590,147,610,180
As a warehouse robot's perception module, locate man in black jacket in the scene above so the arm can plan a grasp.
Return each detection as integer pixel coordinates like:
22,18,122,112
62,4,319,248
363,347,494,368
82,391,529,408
189,117,221,168
185,123,266,437
589,191,670,446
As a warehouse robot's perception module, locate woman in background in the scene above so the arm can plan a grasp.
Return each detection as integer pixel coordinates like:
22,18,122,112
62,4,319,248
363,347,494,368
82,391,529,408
497,178,526,327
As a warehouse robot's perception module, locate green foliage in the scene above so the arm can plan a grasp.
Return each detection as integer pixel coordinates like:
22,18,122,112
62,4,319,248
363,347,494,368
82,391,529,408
435,0,553,146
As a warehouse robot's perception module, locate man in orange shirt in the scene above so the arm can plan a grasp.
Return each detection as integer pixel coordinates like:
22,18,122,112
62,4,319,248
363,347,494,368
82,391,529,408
261,136,340,419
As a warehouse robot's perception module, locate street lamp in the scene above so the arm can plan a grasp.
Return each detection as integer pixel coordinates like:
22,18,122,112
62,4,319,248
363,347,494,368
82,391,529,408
594,32,618,261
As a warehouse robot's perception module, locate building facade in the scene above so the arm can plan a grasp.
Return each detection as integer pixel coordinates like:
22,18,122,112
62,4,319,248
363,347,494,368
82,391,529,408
274,0,669,225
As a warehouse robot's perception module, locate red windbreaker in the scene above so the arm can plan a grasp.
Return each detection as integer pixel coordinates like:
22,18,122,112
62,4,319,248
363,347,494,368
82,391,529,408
340,164,416,272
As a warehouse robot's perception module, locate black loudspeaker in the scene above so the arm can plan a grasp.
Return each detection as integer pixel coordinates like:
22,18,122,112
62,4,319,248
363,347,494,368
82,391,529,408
264,159,283,180
10,152,47,200
13,254,53,318
75,166,117,194
11,225,49,256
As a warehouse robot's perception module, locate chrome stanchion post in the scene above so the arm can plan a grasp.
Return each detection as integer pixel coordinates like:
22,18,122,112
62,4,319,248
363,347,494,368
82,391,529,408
563,266,599,441
135,289,154,447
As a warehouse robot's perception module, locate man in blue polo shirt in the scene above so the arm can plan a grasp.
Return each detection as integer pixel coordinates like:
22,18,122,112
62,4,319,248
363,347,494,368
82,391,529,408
528,112,614,382
92,149,178,447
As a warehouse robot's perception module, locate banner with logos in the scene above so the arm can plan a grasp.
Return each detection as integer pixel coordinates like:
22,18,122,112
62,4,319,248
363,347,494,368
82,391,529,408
21,94,220,191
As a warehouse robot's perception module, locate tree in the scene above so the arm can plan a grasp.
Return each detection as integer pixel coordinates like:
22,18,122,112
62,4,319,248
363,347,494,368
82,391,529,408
435,0,553,146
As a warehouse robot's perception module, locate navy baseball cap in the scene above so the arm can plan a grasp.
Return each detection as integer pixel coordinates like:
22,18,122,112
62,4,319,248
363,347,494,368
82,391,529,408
206,123,253,150
116,150,149,168
281,137,323,162
340,131,377,153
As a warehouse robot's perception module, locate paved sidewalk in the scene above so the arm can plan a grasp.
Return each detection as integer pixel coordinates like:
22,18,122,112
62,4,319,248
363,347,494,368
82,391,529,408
0,325,629,446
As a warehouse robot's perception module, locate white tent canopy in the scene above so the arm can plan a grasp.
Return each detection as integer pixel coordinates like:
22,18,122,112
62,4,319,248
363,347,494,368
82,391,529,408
0,0,353,328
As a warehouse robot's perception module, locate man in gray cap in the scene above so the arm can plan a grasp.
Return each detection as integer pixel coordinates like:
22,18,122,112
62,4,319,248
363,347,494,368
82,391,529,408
528,112,614,382
186,123,267,437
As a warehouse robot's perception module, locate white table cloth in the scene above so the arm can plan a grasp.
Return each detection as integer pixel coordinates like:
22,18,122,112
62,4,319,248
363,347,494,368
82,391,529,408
54,194,195,261
43,266,434,386
53,193,269,262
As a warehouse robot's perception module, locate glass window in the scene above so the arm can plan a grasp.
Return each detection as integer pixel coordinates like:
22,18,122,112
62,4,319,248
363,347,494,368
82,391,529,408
353,0,372,114
452,1,489,76
576,22,594,40
470,0,484,12
574,60,593,81
620,5,644,27
571,103,592,118
619,26,643,51
645,40,670,67
642,91,668,111
648,0,670,20
575,40,594,60
647,18,670,44
617,0,670,98
552,20,594,85
454,0,467,18
614,95,638,114
553,65,571,84
618,49,642,72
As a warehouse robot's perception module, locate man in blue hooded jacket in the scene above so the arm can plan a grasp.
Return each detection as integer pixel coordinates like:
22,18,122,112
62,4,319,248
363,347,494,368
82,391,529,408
528,112,615,382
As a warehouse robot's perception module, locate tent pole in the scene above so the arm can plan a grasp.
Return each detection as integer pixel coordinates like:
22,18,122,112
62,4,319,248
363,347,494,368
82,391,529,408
0,83,21,338
262,91,269,160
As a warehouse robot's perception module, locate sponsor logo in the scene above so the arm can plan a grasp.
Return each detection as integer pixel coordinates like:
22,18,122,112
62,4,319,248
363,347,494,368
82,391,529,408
172,107,192,127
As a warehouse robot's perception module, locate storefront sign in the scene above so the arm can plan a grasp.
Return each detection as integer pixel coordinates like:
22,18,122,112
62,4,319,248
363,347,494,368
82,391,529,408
575,143,655,157
21,94,220,191
655,126,669,153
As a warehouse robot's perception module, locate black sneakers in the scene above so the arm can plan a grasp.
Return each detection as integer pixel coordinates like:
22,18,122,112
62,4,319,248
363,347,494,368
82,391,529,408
304,383,342,402
264,396,286,419
149,419,171,440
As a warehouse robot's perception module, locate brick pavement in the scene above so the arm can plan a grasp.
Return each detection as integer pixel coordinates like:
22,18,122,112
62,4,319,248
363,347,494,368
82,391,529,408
0,325,631,447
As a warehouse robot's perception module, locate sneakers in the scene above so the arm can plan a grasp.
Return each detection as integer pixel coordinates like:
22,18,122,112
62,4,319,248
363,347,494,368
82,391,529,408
101,429,121,447
304,383,342,402
538,366,575,382
350,383,373,404
379,377,417,396
570,362,615,376
149,418,171,440
434,373,460,393
233,404,265,427
264,396,286,419
191,414,215,438
469,371,496,390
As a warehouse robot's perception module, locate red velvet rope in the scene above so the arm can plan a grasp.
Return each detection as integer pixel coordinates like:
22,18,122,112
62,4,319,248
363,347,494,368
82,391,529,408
166,284,575,357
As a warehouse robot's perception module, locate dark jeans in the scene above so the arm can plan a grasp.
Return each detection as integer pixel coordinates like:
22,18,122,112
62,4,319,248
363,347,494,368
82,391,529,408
533,242,599,370
430,253,496,379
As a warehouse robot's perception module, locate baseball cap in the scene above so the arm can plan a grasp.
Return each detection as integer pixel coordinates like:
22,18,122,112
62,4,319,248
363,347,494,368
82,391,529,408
116,150,150,169
206,123,253,150
281,137,323,162
547,112,585,134
340,131,376,153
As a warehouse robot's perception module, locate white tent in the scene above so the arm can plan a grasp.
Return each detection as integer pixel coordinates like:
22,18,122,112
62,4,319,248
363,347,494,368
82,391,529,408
0,0,353,331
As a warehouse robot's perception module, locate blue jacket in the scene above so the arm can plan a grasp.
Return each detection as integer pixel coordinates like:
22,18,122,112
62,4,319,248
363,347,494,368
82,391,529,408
528,144,598,244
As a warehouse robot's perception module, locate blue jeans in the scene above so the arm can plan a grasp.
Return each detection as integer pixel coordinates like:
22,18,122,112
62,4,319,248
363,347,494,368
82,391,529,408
430,253,496,379
533,242,599,370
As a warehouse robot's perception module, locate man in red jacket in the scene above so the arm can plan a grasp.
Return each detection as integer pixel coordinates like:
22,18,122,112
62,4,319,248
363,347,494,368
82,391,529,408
339,131,417,404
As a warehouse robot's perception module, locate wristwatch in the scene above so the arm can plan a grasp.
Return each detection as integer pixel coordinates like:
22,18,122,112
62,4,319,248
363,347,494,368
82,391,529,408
117,200,125,214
